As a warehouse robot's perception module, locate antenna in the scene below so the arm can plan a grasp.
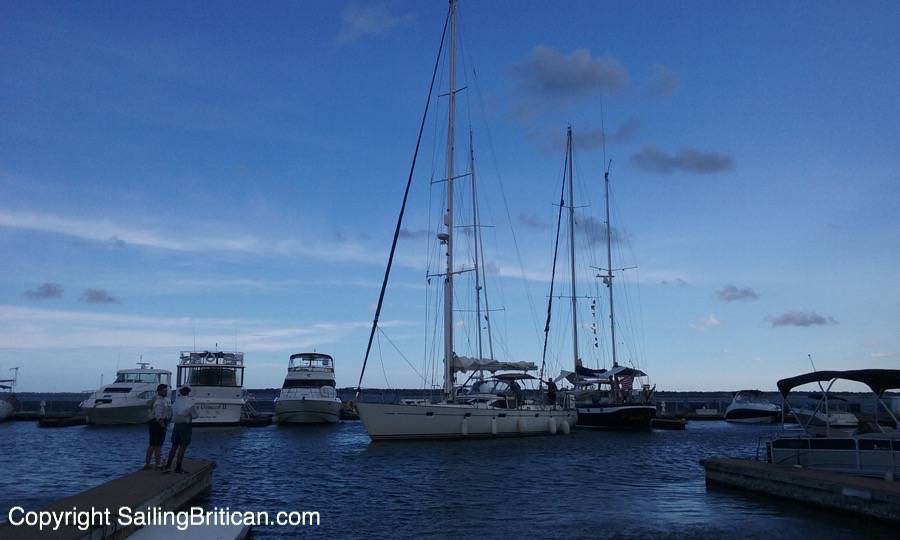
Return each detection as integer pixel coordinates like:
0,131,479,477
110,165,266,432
807,353,818,371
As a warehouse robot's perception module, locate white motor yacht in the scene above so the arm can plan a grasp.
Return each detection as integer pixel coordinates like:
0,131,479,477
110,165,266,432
81,363,171,425
724,390,781,424
275,352,341,424
177,351,245,426
767,369,900,477
0,367,18,422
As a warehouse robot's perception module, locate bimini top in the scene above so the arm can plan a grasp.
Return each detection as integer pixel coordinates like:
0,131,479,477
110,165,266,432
777,369,900,397
452,356,536,373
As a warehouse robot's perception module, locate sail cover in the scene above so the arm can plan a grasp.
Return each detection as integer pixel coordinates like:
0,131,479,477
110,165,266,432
451,356,536,373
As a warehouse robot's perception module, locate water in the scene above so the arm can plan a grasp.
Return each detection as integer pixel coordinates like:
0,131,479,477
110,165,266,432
0,420,893,538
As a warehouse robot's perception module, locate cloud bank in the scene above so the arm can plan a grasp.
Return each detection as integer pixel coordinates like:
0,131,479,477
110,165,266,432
631,145,734,174
767,311,837,327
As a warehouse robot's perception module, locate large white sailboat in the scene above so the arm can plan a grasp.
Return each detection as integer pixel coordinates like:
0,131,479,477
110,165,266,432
177,351,245,426
355,0,575,441
275,352,341,424
81,363,172,425
0,367,18,422
546,128,656,429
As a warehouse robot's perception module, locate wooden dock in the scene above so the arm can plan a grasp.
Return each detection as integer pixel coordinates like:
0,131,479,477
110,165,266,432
701,458,900,522
1,460,216,540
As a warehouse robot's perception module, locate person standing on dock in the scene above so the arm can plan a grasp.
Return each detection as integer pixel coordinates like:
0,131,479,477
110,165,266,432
164,386,198,474
145,384,171,470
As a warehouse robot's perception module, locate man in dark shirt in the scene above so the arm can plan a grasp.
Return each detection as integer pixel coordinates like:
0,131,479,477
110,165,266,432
546,377,558,405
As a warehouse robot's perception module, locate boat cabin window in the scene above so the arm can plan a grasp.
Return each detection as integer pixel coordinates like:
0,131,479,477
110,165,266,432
115,372,168,384
289,354,333,369
178,366,243,387
283,379,335,389
469,379,511,396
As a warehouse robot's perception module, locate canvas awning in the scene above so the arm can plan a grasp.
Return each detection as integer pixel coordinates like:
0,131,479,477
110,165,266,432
777,369,900,397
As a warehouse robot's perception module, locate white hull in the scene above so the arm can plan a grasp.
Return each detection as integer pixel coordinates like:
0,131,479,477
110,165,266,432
0,400,13,422
193,399,244,426
357,402,576,441
725,415,776,424
85,403,152,425
275,398,341,424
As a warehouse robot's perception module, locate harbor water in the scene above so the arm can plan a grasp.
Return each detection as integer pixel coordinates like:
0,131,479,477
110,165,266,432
0,420,893,539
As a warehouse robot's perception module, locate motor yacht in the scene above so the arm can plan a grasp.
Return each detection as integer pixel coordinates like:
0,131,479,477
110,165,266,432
275,352,341,424
724,390,781,423
81,363,171,425
177,351,245,426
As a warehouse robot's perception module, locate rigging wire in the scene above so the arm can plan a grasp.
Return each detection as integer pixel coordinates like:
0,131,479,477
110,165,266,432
355,7,450,397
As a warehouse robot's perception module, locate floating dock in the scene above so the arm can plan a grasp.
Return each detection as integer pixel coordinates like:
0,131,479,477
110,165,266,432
701,458,900,522
1,460,216,540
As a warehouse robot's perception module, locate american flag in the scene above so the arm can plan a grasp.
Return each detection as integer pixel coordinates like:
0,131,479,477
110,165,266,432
619,375,634,392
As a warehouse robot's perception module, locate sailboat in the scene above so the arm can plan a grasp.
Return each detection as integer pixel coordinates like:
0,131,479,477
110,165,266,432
546,127,656,429
354,0,575,441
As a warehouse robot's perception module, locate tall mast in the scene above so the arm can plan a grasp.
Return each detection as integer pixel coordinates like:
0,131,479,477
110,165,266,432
442,0,458,397
469,129,483,363
604,165,618,366
566,127,579,368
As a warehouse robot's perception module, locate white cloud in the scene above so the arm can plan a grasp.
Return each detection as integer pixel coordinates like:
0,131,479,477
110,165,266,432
336,3,414,44
690,314,722,331
0,305,412,352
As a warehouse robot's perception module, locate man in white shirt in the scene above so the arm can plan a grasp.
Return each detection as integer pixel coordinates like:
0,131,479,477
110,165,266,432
144,384,171,470
164,386,198,474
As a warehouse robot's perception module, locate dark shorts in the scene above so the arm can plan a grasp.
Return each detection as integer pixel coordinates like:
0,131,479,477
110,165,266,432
172,422,192,447
148,420,166,446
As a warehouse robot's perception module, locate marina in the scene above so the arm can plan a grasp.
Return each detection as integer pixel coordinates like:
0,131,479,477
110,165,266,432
1,419,896,539
2,0,897,538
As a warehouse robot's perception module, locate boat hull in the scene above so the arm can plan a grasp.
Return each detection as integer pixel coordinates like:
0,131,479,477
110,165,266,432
84,403,152,425
275,398,341,424
576,404,656,429
724,407,780,424
356,402,576,441
192,399,244,426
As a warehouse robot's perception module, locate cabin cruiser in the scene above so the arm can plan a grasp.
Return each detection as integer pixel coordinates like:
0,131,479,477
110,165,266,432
565,364,656,429
724,390,781,423
177,351,245,426
0,367,18,422
81,363,171,425
275,353,341,424
789,393,858,434
767,369,900,477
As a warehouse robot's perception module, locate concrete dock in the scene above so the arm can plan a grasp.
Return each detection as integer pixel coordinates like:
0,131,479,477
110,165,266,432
702,458,900,522
1,460,216,540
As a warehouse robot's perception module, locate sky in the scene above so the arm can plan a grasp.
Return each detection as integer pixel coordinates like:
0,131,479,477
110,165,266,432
1,1,898,392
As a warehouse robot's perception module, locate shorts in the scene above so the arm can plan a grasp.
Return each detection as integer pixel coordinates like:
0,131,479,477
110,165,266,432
172,422,193,447
148,420,166,446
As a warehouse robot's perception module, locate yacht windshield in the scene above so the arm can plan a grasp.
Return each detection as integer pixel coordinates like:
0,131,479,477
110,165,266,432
115,372,167,384
290,354,333,369
179,366,243,387
469,379,511,395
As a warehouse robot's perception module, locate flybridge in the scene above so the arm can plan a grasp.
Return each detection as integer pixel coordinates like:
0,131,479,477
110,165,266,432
179,351,244,367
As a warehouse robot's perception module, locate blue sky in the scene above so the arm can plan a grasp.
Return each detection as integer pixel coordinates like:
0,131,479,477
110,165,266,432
1,1,898,392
